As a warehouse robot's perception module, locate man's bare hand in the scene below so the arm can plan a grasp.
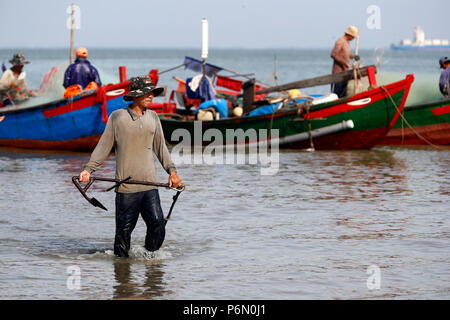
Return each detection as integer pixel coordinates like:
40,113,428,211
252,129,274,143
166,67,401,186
169,171,181,188
79,170,91,182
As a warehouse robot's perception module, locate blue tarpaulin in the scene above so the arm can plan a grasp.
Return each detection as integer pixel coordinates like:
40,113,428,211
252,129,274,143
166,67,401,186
248,103,283,117
186,75,216,102
185,77,200,99
183,56,223,77
247,95,323,117
198,76,216,102
195,99,228,118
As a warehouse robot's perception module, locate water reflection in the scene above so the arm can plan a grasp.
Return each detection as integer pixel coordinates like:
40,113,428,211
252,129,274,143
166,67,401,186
113,259,168,300
306,150,410,202
436,153,450,197
142,262,169,298
0,159,26,173
0,146,116,190
335,214,411,241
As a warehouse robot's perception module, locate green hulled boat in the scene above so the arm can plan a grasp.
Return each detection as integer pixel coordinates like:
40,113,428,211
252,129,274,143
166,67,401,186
379,98,450,146
160,74,415,150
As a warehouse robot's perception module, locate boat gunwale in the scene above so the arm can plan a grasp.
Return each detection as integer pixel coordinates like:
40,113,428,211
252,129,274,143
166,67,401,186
404,97,450,111
159,74,415,125
0,81,129,116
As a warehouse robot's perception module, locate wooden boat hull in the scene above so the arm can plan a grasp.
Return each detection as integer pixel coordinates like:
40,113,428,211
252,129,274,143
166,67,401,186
160,75,414,150
0,82,130,151
379,99,450,145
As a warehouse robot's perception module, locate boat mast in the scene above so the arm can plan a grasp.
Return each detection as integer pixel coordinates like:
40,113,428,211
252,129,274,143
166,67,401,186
201,18,208,76
69,3,75,64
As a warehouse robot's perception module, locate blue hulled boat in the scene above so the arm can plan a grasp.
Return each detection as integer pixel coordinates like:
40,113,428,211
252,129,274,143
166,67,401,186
0,81,130,151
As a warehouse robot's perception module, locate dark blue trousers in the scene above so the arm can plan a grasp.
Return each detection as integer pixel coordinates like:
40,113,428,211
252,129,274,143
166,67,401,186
331,80,348,98
114,189,165,257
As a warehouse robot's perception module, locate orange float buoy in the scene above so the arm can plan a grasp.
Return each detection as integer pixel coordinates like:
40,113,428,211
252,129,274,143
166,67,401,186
63,84,83,98
84,81,99,91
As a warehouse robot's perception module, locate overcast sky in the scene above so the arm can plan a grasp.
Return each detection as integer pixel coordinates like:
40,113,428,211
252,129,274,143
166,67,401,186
0,0,448,49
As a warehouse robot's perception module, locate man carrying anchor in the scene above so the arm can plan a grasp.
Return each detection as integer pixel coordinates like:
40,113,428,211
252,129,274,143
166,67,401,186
78,76,182,258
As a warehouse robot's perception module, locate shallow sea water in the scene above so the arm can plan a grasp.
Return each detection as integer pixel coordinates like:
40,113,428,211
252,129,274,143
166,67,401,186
0,145,448,299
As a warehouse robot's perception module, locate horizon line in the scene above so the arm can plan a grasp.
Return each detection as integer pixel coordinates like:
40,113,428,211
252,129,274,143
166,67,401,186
0,46,390,50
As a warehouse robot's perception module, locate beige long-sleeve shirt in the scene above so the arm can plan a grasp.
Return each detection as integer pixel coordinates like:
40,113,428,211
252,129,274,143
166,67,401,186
331,36,354,74
84,107,176,193
0,69,33,102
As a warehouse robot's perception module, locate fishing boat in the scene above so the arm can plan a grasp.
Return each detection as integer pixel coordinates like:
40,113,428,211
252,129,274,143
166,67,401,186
379,98,450,146
159,66,415,150
156,20,414,150
0,66,175,151
0,82,128,151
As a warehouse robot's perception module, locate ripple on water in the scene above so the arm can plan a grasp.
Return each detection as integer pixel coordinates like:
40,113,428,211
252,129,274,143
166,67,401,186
1,145,449,299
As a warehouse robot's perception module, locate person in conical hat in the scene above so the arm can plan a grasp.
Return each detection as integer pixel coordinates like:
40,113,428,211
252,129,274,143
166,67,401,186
330,26,360,98
0,53,37,106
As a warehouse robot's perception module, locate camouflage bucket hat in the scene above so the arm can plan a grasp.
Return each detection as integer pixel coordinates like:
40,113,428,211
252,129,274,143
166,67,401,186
123,76,164,101
9,53,30,66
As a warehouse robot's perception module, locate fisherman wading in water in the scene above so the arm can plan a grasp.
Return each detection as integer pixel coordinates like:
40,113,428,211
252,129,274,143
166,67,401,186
79,76,182,257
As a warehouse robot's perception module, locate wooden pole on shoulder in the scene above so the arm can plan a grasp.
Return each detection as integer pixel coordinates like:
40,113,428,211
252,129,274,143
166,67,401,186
352,34,359,95
251,65,376,96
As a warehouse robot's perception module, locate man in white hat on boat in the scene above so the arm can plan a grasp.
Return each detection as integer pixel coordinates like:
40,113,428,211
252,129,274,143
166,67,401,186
330,26,360,98
78,76,182,258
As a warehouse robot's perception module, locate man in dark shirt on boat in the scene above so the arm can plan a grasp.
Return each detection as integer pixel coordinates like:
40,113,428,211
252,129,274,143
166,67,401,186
63,47,102,90
439,57,450,98
78,76,182,257
330,26,360,98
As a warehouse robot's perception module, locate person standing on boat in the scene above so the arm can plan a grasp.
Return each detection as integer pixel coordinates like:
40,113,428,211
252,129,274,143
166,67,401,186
0,53,38,106
439,57,450,98
63,47,102,90
78,76,182,258
330,26,360,98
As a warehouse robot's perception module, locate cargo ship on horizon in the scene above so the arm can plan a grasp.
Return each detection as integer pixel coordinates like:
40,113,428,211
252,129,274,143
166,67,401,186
391,27,450,50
